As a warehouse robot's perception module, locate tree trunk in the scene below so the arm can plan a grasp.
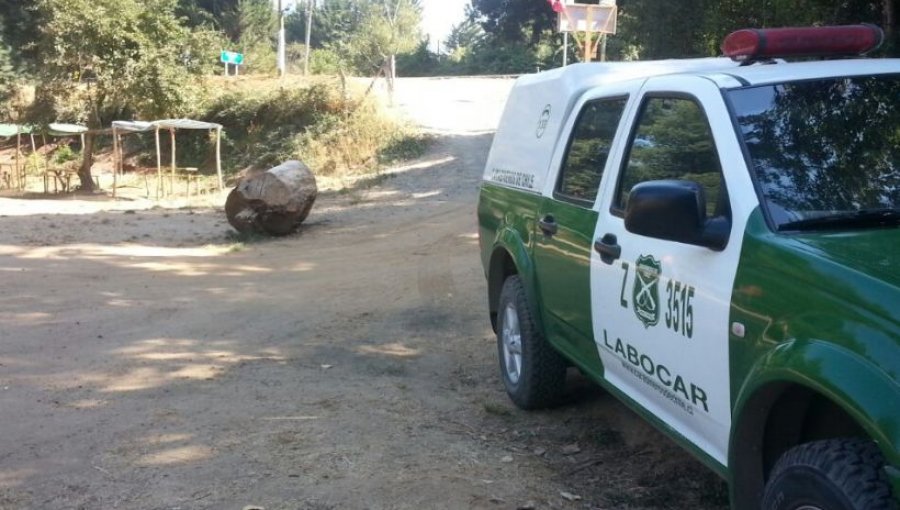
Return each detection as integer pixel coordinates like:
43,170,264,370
78,132,95,192
386,55,396,105
885,0,896,39
225,160,318,236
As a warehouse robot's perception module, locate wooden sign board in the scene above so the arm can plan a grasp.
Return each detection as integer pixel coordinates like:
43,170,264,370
558,3,618,35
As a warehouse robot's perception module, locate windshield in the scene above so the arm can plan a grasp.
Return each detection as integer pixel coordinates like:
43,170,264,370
728,74,900,231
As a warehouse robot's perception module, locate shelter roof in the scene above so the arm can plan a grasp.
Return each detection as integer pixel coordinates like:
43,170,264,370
153,119,222,130
0,124,34,137
47,123,89,136
112,119,223,132
111,120,154,133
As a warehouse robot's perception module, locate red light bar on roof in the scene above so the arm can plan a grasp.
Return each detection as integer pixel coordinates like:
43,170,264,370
722,25,884,62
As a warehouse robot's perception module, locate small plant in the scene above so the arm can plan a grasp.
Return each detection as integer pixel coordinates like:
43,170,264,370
378,132,431,164
482,401,513,417
51,145,82,175
25,153,44,176
192,80,419,181
224,230,271,245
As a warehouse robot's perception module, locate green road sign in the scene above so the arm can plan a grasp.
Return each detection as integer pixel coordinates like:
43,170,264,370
220,51,244,65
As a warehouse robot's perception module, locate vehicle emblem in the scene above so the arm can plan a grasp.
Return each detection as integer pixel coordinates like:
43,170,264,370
536,105,551,138
632,255,661,328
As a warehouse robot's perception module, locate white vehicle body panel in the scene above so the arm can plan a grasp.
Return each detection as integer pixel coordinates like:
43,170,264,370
483,59,737,193
586,75,759,466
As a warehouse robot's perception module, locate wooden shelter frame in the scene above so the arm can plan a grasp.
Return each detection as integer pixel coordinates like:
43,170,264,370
112,119,224,199
0,124,36,190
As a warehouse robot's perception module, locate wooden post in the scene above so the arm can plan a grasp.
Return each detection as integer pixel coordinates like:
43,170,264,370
304,0,313,76
169,128,176,194
583,6,594,62
112,128,118,198
15,130,20,190
155,127,162,199
117,135,123,176
215,127,223,191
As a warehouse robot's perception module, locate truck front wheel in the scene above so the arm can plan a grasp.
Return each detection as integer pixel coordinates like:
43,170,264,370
762,438,896,510
497,275,567,409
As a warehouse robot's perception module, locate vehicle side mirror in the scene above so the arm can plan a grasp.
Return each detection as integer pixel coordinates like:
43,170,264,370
624,180,729,251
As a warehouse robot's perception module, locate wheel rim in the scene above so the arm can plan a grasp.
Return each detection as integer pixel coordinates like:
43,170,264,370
501,303,523,385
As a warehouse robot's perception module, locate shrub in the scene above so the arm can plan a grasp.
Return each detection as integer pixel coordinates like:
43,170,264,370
180,80,423,180
309,48,347,75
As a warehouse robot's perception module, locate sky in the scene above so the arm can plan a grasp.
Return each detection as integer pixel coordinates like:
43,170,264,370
420,0,472,49
281,0,472,52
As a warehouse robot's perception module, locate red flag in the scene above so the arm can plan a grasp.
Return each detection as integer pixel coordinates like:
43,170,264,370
547,0,564,13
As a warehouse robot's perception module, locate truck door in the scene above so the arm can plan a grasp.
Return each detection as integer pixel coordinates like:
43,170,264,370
533,89,632,372
590,75,756,468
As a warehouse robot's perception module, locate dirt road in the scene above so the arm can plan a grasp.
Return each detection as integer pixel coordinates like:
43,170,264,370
0,78,727,510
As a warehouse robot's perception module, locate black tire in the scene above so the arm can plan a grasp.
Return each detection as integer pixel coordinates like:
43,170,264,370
496,275,567,409
762,438,897,510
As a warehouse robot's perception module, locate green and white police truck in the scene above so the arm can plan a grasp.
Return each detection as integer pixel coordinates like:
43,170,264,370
477,25,899,509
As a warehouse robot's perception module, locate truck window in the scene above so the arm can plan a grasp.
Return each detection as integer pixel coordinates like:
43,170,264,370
556,97,628,204
729,74,900,231
615,96,728,218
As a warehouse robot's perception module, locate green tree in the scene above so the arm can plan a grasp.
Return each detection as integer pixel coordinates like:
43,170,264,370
286,0,366,49
470,0,557,45
221,0,277,73
351,0,423,82
614,0,709,59
0,2,45,70
445,12,485,60
176,0,240,29
0,37,16,114
34,0,216,191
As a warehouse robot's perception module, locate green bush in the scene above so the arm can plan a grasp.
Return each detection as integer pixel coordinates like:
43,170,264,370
52,144,81,166
177,81,422,179
309,48,347,75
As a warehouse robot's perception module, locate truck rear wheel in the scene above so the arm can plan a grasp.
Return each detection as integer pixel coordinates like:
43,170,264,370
497,275,567,409
762,438,896,510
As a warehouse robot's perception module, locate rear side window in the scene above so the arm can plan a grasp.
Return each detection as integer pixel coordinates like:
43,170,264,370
556,97,628,204
615,96,728,218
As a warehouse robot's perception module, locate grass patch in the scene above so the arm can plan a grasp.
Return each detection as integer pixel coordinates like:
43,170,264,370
378,132,432,165
174,79,424,184
364,360,408,377
482,401,513,417
224,230,272,245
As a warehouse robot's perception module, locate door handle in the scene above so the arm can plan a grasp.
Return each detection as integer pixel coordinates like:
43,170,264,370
538,216,558,236
594,233,621,264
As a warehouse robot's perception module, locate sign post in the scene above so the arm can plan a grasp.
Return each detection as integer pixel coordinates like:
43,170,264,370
220,50,245,76
555,1,618,63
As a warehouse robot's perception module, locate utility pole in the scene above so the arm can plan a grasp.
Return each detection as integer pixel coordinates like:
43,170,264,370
277,0,286,76
304,0,314,76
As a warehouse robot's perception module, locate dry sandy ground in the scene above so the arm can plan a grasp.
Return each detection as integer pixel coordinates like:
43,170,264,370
0,78,728,510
